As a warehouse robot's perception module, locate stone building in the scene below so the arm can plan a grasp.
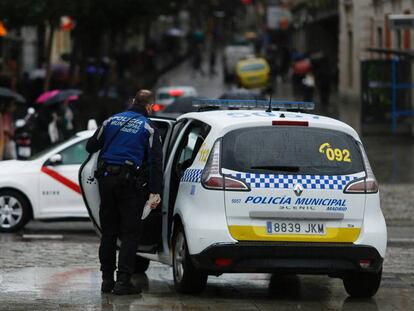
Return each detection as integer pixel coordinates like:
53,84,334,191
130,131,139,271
338,0,414,133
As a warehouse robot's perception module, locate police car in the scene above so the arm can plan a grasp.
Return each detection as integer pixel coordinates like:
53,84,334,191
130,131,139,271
80,100,386,298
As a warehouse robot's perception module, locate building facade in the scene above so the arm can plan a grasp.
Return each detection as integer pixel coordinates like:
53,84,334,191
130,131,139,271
339,0,414,132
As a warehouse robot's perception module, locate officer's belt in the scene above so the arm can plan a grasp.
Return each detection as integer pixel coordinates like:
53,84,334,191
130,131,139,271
105,165,122,175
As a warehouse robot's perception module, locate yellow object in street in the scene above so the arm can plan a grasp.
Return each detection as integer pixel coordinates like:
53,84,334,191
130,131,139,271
236,57,270,89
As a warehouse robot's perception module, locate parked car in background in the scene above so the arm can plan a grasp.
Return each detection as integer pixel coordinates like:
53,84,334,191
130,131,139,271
0,117,171,232
155,86,198,113
236,57,271,90
223,38,255,83
219,89,267,101
154,96,198,118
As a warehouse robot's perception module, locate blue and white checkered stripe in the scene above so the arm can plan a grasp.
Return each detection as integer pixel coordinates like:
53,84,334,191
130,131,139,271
181,169,203,183
228,171,364,190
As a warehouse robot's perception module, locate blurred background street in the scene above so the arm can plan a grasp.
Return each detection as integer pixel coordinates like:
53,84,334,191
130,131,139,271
1,0,414,310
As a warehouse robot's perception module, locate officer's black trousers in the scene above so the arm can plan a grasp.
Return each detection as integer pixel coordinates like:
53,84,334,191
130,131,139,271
98,175,146,277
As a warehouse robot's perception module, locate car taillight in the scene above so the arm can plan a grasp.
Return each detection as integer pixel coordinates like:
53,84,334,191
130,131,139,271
344,143,378,194
153,104,165,112
169,89,184,97
201,140,249,191
17,138,31,146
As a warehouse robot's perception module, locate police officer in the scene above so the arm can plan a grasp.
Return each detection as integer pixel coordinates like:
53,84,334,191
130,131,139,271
86,89,162,295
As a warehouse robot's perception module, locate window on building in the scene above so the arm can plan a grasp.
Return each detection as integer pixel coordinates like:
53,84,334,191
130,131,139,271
395,30,402,50
377,27,383,48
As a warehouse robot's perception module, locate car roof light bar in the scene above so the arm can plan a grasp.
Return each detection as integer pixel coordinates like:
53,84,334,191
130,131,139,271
192,98,314,111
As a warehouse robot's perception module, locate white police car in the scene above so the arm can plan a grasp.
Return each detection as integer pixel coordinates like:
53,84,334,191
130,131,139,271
80,100,386,298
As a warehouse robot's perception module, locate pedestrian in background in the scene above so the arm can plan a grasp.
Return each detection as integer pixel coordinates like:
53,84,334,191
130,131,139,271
192,43,205,77
209,44,217,77
86,89,163,295
2,101,17,159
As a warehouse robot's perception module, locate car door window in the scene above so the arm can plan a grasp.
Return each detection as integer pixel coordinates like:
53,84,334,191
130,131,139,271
174,121,210,177
167,120,187,159
59,140,88,165
168,121,211,223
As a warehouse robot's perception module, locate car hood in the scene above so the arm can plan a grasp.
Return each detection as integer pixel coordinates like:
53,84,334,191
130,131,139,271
0,160,33,175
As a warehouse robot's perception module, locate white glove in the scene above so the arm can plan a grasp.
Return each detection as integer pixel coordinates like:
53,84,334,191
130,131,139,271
141,194,161,220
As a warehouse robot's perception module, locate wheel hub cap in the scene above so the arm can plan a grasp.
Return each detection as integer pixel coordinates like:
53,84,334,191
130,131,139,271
174,233,185,282
0,195,23,229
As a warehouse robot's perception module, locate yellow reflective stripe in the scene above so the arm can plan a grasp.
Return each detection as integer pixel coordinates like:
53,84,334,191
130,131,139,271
228,226,361,243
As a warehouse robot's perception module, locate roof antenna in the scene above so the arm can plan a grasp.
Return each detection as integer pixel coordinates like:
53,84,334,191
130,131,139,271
266,94,272,113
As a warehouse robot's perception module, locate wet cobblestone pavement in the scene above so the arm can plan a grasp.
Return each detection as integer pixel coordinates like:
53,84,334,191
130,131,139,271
0,226,413,310
1,262,414,310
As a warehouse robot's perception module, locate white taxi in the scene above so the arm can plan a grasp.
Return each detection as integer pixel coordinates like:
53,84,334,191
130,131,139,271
0,117,173,233
0,131,91,232
80,100,386,298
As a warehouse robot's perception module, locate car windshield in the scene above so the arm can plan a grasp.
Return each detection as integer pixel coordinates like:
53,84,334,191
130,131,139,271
222,127,364,175
240,63,265,72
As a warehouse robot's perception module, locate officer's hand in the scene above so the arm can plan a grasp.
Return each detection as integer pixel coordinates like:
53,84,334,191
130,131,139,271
149,193,161,209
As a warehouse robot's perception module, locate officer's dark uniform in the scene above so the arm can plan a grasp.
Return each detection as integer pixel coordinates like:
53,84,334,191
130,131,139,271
86,104,162,294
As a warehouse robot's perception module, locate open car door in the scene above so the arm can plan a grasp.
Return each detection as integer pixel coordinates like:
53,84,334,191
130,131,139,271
79,117,176,253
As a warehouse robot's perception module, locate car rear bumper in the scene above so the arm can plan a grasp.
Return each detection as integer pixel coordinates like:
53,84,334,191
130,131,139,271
191,242,383,275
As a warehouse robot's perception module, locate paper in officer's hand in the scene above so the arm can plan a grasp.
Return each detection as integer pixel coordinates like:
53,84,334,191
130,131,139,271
141,194,161,220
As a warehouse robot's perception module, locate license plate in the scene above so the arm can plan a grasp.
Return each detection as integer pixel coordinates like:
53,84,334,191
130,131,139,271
266,221,326,235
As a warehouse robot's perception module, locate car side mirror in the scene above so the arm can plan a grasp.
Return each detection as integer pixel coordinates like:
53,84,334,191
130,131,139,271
49,154,63,165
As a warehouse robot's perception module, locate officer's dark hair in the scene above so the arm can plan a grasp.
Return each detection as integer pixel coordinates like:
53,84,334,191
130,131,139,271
133,89,154,107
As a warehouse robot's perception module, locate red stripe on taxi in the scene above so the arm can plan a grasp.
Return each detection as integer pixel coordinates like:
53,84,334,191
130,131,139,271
41,166,81,194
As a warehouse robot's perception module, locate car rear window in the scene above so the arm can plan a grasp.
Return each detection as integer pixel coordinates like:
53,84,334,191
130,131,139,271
222,127,364,175
240,63,265,72
158,93,173,100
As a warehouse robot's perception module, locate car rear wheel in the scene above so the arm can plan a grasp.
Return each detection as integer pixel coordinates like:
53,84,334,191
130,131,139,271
134,255,150,273
0,190,31,233
173,226,207,294
343,268,382,298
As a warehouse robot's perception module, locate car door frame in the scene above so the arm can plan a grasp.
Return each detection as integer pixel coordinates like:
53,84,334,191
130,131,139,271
80,117,176,255
38,137,89,218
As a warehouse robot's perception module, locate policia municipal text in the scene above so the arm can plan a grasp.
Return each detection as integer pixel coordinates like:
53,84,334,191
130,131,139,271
86,90,163,295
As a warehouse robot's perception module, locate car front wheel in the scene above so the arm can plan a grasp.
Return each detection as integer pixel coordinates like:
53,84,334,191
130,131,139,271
172,226,207,294
0,190,31,233
343,268,382,298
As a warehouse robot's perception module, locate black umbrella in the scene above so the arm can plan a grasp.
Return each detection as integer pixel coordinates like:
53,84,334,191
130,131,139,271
0,87,26,104
43,89,82,106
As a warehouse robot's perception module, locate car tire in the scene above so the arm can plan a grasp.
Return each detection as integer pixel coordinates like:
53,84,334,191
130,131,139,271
343,268,382,298
0,189,31,233
134,255,150,273
172,226,207,294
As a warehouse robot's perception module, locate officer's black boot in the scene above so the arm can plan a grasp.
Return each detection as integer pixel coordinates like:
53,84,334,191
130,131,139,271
101,271,115,293
113,272,141,295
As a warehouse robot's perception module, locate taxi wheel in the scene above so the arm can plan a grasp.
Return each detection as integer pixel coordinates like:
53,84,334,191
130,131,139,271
0,190,31,233
134,255,150,273
343,268,382,298
173,227,207,294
